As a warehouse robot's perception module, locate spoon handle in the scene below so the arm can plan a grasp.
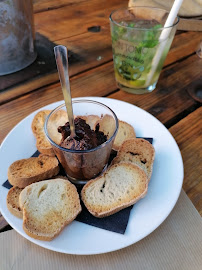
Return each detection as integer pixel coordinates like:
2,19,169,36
54,45,76,137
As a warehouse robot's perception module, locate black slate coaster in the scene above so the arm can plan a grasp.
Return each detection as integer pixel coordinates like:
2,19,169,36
137,137,153,144
2,138,153,234
2,180,12,190
76,201,132,234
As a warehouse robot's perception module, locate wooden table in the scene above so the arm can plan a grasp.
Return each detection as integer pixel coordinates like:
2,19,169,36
0,0,201,232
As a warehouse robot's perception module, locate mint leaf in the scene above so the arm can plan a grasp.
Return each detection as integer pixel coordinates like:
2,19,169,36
153,24,162,30
128,22,135,27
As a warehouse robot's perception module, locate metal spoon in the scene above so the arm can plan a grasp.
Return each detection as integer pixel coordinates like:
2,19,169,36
54,45,76,138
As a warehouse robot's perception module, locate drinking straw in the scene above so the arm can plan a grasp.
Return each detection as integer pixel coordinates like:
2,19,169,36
145,0,184,86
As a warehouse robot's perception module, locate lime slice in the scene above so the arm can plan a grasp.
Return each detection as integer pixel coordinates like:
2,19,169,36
130,80,146,87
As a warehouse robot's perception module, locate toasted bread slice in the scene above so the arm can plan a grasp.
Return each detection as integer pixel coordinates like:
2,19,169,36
113,121,136,151
7,186,23,218
112,138,155,181
96,114,116,139
32,110,54,156
19,178,82,241
97,118,136,149
47,110,68,145
81,163,148,218
86,115,100,130
32,110,51,136
8,155,60,188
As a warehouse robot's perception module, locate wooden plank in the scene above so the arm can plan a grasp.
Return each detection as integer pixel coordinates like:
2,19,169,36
108,54,200,124
34,0,127,41
0,62,117,144
58,30,201,73
33,0,201,46
0,24,112,105
164,31,201,66
33,0,88,13
55,24,112,71
187,181,202,216
169,107,202,192
0,30,200,106
0,53,200,144
169,107,202,208
0,54,200,141
0,72,59,105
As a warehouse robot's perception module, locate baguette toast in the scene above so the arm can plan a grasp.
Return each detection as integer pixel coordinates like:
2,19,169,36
7,186,23,219
113,121,136,151
46,109,68,145
19,178,81,241
8,155,60,188
31,110,54,156
81,163,148,218
85,115,100,130
112,138,155,181
94,116,136,150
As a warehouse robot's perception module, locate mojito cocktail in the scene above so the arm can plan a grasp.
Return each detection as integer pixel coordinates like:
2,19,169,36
110,7,179,94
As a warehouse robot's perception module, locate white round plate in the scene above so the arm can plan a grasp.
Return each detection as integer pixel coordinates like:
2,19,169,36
0,97,183,255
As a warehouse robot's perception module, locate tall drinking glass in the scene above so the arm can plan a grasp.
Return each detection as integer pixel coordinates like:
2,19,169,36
110,7,179,94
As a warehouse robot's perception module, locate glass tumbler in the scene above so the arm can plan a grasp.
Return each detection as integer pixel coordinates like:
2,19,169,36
110,6,179,94
45,99,119,185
